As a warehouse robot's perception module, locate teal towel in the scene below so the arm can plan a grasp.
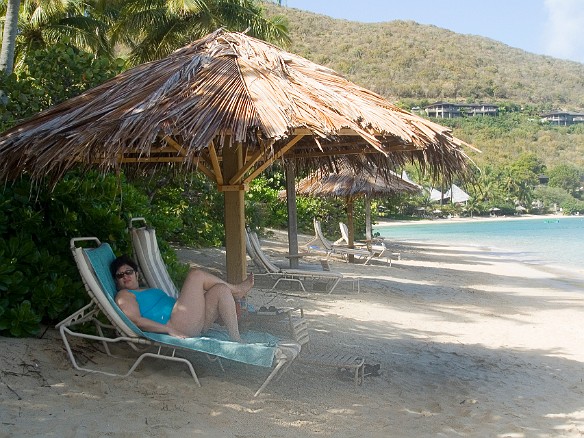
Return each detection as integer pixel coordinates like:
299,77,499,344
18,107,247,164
146,329,278,368
84,243,278,368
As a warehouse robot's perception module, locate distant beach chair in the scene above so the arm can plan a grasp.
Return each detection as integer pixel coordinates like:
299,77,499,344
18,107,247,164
336,222,399,265
245,227,356,294
306,219,378,265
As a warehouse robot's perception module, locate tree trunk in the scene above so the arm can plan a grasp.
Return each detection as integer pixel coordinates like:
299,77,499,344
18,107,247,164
0,0,21,75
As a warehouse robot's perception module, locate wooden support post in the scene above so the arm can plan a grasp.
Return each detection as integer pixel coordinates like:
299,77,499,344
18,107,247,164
223,142,246,283
285,161,300,268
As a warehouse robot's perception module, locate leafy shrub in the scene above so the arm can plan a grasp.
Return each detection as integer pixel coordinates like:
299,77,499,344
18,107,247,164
126,170,225,247
0,171,191,337
246,175,288,231
0,43,124,132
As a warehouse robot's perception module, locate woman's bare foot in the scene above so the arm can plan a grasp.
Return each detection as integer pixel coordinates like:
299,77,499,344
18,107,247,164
232,273,254,299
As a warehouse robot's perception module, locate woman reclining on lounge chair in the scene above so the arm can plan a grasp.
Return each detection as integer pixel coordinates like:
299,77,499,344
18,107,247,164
110,255,253,342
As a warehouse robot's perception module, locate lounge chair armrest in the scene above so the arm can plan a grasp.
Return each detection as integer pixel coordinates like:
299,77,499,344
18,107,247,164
129,217,148,228
70,237,101,249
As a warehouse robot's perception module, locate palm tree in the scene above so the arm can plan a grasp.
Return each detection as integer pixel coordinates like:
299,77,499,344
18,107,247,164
0,0,21,74
1,1,288,69
0,0,112,70
110,0,290,66
464,197,481,218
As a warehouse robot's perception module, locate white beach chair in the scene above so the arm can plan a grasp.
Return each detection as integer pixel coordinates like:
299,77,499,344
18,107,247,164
57,235,301,397
336,222,397,265
307,219,378,265
245,228,356,294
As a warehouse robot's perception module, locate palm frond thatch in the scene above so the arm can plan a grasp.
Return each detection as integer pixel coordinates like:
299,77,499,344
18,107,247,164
295,168,421,200
0,28,476,184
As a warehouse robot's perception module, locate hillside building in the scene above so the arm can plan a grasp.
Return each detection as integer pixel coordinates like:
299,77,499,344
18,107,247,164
424,102,498,118
540,111,584,125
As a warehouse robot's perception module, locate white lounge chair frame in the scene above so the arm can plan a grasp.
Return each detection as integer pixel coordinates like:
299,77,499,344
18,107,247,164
336,222,397,266
306,219,379,265
58,235,300,397
245,228,355,294
129,218,179,298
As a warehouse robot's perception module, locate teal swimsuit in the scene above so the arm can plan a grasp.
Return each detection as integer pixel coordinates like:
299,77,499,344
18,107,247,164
128,288,176,324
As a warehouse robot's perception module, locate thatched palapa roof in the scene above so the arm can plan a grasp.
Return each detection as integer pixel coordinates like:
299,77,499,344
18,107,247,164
292,166,421,246
295,167,421,199
0,29,475,186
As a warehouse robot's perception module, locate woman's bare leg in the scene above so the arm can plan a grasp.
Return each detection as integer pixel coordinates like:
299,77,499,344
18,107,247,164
186,269,254,299
231,273,254,299
169,272,206,336
202,285,241,341
169,269,249,340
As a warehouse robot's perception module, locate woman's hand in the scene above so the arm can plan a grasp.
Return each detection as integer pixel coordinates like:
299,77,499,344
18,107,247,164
166,323,188,339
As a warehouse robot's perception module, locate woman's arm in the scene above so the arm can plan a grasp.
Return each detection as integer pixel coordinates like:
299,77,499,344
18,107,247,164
115,290,186,337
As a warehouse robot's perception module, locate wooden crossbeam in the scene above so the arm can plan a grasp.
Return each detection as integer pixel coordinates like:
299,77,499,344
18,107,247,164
194,160,216,181
161,136,188,156
229,147,265,185
208,141,223,185
243,135,305,185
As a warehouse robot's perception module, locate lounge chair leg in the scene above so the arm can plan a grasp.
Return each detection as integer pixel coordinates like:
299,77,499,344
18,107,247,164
206,355,225,372
130,352,202,387
327,277,341,294
254,360,286,397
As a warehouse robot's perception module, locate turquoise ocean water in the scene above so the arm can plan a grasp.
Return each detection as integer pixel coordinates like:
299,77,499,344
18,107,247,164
375,216,584,274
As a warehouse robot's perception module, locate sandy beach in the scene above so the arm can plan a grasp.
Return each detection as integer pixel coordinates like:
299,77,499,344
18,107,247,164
2,227,584,437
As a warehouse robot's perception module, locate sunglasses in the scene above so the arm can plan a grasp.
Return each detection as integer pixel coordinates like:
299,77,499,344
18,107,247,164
115,269,135,279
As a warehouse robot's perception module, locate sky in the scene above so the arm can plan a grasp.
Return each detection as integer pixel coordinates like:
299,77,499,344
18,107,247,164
283,0,584,65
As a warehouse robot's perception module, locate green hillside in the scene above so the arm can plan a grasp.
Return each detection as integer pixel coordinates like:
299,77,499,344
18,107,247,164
263,3,584,168
264,3,584,108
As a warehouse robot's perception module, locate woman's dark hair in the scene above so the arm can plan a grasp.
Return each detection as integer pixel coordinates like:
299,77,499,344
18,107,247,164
110,254,139,278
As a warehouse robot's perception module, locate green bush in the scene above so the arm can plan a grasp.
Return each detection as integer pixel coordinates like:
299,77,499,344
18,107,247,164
125,169,228,247
0,171,193,337
246,174,288,231
0,43,123,132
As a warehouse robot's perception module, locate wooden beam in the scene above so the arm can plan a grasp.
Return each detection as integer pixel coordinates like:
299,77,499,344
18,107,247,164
208,141,223,185
218,184,248,192
285,161,300,269
161,136,188,156
229,147,264,185
243,135,305,184
222,142,246,283
194,161,216,182
365,195,372,241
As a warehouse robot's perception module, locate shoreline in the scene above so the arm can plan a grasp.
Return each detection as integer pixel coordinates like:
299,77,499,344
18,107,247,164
376,212,566,227
373,213,584,278
398,237,584,285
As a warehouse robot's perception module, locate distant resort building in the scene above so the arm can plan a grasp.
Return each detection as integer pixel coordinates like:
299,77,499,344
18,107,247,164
401,171,470,206
424,102,498,118
428,184,470,204
540,111,584,125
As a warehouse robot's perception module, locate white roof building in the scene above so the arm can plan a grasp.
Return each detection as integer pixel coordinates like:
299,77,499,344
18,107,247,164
444,184,470,203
